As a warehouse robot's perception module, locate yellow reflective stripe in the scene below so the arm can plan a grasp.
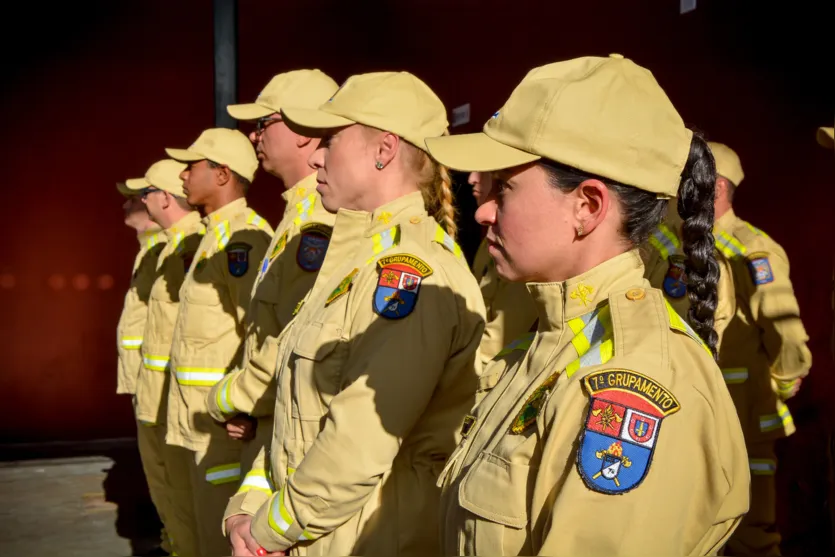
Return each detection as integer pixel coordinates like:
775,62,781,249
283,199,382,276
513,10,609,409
143,355,170,372
759,402,792,433
745,222,771,240
175,367,226,386
268,484,294,536
121,336,143,349
216,378,236,414
649,223,680,259
750,458,777,475
776,379,798,397
722,367,748,384
778,400,793,427
714,231,747,259
664,300,711,355
247,210,269,230
138,419,157,427
214,221,230,251
238,469,274,495
172,231,185,253
565,305,614,378
496,332,535,356
433,224,463,258
293,194,316,226
146,233,163,249
365,225,401,263
205,462,241,484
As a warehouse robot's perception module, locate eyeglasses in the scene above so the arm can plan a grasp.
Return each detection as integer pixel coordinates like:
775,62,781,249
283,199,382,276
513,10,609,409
140,187,161,199
255,116,282,134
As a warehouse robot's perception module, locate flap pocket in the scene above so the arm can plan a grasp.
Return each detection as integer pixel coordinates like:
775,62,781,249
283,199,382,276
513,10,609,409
293,322,344,361
458,451,530,529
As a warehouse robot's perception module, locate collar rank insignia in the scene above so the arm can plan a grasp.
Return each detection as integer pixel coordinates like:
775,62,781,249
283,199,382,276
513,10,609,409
373,254,434,320
226,243,252,277
577,369,680,494
747,252,774,286
297,223,332,272
663,255,687,299
327,268,358,306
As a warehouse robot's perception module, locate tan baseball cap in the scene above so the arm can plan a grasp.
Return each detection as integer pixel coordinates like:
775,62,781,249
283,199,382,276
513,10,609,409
227,69,339,121
123,159,187,196
818,127,834,149
116,181,136,197
425,55,692,198
707,142,744,186
165,128,258,182
280,71,448,152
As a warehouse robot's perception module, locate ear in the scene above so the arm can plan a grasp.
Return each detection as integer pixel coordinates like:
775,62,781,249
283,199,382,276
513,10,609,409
214,164,232,187
574,179,610,237
161,191,172,210
714,177,727,202
376,132,400,168
296,134,313,148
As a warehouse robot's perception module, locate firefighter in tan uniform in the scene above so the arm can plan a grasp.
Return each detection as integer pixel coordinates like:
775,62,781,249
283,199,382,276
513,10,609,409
223,71,486,556
468,171,538,368
818,125,834,361
122,159,206,556
709,142,812,557
204,71,338,489
425,55,749,555
115,176,168,554
164,128,273,557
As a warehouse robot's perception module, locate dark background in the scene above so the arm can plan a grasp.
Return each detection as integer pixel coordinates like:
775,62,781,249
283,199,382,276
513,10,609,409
0,0,832,552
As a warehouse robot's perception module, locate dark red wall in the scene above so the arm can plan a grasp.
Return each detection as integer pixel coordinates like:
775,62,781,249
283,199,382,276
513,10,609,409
2,0,833,546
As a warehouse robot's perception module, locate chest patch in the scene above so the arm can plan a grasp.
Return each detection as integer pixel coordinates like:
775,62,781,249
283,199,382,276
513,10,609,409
662,255,687,299
327,268,358,306
296,223,332,272
226,243,252,277
577,369,680,495
747,252,774,286
373,254,433,320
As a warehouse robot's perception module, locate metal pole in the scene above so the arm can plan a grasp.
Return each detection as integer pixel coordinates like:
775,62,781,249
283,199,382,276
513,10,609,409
213,0,237,128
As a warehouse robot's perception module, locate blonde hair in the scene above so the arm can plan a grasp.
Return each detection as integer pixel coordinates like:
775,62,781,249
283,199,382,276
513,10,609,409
402,142,458,239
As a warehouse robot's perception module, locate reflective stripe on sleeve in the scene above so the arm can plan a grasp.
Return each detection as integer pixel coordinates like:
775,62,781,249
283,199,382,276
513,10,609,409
750,458,777,475
238,469,274,495
205,462,241,485
216,378,236,415
175,368,226,386
722,367,749,384
143,355,170,372
121,336,143,349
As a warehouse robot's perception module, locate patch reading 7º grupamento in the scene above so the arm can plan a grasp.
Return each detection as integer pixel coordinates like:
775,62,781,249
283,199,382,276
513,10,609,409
577,369,681,495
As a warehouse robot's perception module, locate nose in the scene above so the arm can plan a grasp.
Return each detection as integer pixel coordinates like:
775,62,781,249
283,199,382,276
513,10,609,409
467,171,479,187
249,129,259,144
475,198,497,227
308,146,325,170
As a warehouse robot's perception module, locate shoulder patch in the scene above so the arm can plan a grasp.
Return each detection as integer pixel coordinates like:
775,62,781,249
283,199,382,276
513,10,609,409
297,223,332,272
373,254,433,319
747,251,774,285
577,369,680,495
662,255,687,299
226,242,252,277
326,268,358,306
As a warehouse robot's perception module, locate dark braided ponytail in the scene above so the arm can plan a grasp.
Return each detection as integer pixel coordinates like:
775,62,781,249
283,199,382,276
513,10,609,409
677,132,720,359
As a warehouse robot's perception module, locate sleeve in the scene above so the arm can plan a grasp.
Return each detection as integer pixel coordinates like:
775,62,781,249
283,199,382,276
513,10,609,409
222,229,272,325
222,442,275,535
207,335,281,422
534,369,749,555
249,269,483,551
742,247,812,387
713,254,736,346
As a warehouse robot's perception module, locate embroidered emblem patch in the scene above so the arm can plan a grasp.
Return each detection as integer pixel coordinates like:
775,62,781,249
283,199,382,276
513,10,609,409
296,223,332,272
747,252,774,286
226,243,252,277
373,254,434,319
511,371,559,434
577,369,681,494
326,268,358,306
662,255,687,299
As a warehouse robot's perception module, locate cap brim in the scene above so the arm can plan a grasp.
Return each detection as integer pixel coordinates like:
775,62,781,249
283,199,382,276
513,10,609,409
124,177,150,191
116,181,136,197
817,127,834,149
281,107,355,136
227,102,275,121
425,133,541,172
165,148,206,162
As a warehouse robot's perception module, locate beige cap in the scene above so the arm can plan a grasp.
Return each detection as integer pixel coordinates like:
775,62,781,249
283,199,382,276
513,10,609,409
166,128,258,182
281,71,448,152
123,159,187,196
227,69,339,121
707,142,744,186
425,55,692,197
818,127,834,149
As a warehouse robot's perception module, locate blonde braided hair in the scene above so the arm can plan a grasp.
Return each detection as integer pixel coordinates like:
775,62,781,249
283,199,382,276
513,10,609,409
402,142,458,240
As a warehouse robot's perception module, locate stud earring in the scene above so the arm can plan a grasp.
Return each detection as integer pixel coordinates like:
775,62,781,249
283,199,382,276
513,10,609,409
577,223,584,236
375,161,384,170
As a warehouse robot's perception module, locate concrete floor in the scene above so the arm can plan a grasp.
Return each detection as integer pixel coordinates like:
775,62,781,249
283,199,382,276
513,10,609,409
0,446,163,557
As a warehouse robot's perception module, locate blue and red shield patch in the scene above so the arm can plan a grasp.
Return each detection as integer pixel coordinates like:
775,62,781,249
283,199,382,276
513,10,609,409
373,254,434,320
662,255,687,299
226,243,252,277
577,369,681,494
747,252,774,286
297,223,332,272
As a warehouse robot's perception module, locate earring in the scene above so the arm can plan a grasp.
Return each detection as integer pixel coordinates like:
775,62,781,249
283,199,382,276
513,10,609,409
375,161,384,170
576,223,584,236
